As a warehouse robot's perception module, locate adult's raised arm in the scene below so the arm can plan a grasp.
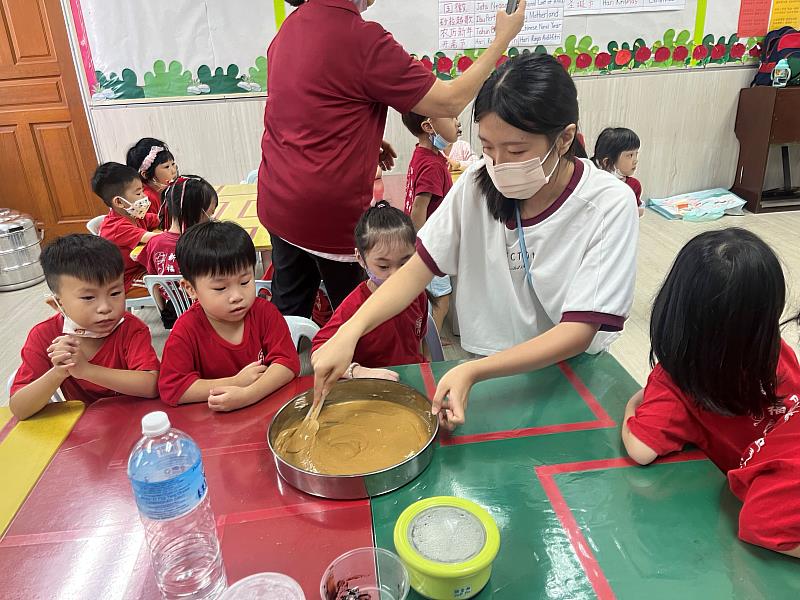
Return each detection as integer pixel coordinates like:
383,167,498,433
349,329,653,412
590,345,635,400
412,0,527,117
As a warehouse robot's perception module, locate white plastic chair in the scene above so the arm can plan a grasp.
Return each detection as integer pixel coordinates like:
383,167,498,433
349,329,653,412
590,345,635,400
143,275,193,316
241,169,258,184
86,215,105,235
6,367,64,403
255,279,272,296
284,316,319,376
425,313,444,362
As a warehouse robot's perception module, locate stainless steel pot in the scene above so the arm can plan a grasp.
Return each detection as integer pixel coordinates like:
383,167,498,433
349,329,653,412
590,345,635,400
267,379,438,500
0,210,44,291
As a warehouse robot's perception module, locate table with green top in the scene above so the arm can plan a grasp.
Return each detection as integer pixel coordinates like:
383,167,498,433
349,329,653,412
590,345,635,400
1,354,796,598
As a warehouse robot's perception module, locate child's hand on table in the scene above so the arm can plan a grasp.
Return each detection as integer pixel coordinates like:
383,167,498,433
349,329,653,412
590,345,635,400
432,362,476,431
352,365,400,382
234,361,267,387
208,386,250,412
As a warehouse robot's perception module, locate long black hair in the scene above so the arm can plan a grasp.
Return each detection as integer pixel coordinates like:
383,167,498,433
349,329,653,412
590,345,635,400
474,52,585,222
160,175,218,232
126,137,174,181
650,228,786,417
591,127,640,172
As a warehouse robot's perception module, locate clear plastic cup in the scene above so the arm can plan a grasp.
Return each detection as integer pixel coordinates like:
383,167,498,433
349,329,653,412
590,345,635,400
320,547,409,600
221,572,305,600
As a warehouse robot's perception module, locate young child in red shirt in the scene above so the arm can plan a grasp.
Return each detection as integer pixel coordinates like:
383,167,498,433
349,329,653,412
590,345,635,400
401,111,460,334
312,201,428,380
125,137,178,215
93,162,160,294
728,396,800,558
10,234,159,419
158,221,300,410
591,127,644,217
621,228,800,556
137,176,218,329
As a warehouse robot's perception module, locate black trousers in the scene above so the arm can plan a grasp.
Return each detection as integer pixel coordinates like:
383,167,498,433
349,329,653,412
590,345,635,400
268,233,365,317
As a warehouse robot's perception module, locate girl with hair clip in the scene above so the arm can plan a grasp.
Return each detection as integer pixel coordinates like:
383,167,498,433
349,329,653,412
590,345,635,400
136,176,218,329
313,52,639,430
622,228,800,558
126,137,178,215
311,201,429,381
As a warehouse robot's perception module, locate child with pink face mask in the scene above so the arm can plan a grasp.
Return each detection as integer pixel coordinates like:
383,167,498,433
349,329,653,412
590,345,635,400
94,162,160,293
311,202,428,380
312,53,639,430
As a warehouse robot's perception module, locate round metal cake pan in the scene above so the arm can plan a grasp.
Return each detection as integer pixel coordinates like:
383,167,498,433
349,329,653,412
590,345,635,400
267,378,438,500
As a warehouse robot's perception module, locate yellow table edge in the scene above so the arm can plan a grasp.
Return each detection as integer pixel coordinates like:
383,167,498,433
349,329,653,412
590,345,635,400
0,401,85,535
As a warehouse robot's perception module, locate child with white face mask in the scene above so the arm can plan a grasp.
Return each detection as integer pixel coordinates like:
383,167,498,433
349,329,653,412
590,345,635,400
312,53,639,431
311,202,429,381
93,162,160,294
591,127,643,217
9,234,159,420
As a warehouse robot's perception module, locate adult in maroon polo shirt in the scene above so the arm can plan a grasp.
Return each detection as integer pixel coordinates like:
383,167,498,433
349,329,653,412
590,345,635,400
259,0,526,317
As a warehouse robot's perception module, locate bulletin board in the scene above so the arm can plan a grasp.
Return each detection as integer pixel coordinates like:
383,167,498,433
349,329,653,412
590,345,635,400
68,0,799,103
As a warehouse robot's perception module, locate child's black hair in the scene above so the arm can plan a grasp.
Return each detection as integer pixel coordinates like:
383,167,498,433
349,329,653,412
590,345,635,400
91,162,141,207
354,201,416,258
474,53,586,222
126,137,174,181
591,127,640,172
160,175,218,231
650,228,786,417
176,221,256,285
41,234,124,293
401,112,429,137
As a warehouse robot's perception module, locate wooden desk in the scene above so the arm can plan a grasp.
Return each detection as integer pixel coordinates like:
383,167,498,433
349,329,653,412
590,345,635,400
731,87,800,213
2,355,797,598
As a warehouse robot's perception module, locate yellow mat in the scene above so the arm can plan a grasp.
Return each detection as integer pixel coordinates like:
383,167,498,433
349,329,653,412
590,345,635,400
216,183,257,196
0,401,85,534
0,406,12,431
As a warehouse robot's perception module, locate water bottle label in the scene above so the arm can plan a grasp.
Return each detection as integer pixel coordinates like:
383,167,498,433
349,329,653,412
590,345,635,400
131,458,207,520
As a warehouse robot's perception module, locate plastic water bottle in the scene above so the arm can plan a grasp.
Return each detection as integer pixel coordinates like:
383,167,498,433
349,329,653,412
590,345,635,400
128,411,227,599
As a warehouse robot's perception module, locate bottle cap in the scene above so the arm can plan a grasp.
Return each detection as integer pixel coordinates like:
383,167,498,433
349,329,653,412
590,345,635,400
141,411,170,437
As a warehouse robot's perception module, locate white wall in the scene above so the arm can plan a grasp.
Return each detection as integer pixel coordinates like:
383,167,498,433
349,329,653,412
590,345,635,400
90,66,796,200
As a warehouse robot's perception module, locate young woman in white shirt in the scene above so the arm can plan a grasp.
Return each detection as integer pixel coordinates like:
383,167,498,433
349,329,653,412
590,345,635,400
313,53,639,430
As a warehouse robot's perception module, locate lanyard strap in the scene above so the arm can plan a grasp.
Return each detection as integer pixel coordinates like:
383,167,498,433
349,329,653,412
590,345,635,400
515,203,533,289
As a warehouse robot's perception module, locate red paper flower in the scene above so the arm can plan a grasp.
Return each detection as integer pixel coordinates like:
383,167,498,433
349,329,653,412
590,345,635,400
576,53,592,69
672,46,689,62
749,44,762,58
496,55,510,68
711,43,726,60
595,52,612,69
730,43,746,59
615,48,632,66
420,56,433,71
693,45,708,60
556,54,571,69
635,46,652,62
437,56,453,72
654,47,671,62
457,56,474,72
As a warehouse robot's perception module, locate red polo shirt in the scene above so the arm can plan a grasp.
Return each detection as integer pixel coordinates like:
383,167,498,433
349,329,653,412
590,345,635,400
258,0,436,255
99,209,159,291
404,145,453,220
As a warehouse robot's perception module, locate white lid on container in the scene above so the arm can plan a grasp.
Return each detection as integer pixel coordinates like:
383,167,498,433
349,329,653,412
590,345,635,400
141,411,171,437
221,573,305,599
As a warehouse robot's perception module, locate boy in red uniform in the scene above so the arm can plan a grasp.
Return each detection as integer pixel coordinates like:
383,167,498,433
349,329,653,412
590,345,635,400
401,112,460,334
10,235,159,419
158,221,300,410
93,162,160,293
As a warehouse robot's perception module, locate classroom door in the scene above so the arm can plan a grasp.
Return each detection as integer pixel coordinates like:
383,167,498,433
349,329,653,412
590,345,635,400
0,0,102,241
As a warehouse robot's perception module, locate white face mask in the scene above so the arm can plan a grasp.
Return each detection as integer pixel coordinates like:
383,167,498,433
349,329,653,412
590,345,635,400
352,0,370,12
484,142,559,200
52,296,124,339
117,196,151,219
613,167,627,180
